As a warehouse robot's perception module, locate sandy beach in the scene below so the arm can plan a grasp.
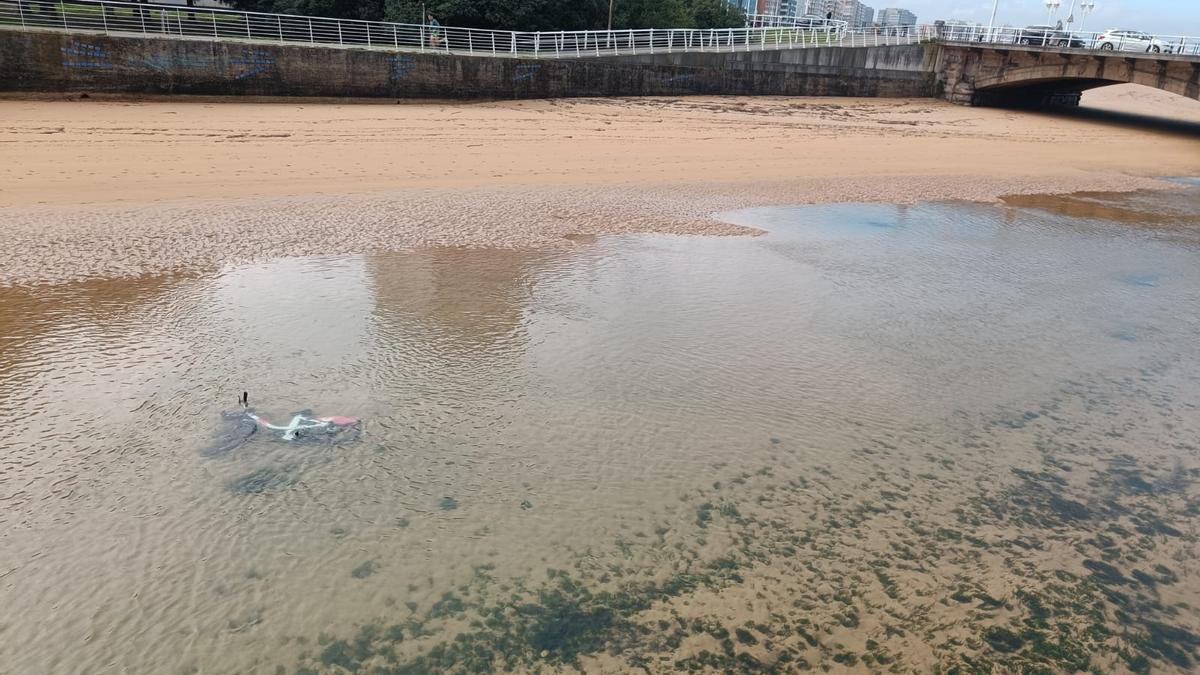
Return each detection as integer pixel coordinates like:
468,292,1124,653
1,85,1199,284
3,85,1200,674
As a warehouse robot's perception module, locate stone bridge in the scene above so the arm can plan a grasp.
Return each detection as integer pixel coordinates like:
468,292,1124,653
2,28,1198,108
938,43,1200,107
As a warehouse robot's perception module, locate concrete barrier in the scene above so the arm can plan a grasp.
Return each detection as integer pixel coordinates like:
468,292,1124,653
0,30,940,99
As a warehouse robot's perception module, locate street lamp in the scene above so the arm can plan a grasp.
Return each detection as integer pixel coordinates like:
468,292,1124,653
1045,0,1060,24
986,0,1000,41
1078,1,1096,33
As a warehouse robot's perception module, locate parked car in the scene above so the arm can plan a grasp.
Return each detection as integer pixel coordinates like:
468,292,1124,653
1014,25,1088,48
1095,29,1172,53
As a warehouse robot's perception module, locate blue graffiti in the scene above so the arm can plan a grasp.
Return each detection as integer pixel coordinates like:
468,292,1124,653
389,55,414,83
230,49,275,80
662,74,695,86
137,54,171,73
512,64,540,82
132,53,214,73
62,40,113,69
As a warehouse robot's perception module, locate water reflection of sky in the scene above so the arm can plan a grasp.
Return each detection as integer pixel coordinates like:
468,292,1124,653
1,186,1199,672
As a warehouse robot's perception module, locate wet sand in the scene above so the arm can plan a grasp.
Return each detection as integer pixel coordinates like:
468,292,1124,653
2,85,1199,285
2,88,1200,674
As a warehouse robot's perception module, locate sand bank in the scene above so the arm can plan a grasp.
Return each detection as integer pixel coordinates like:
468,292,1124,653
1,85,1198,285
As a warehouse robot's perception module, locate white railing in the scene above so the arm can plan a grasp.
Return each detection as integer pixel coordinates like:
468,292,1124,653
745,13,846,30
937,23,1200,57
0,0,850,57
838,24,938,47
2,1,1195,59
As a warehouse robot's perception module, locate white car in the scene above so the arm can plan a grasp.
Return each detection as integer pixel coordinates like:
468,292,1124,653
1095,29,1172,53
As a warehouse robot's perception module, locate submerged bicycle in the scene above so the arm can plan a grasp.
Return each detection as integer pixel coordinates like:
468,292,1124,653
202,392,360,456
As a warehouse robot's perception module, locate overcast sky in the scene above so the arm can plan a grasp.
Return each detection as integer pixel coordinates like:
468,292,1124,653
891,1,1199,36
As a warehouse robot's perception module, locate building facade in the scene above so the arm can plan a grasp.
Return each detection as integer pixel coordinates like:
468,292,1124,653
734,0,801,18
803,0,833,18
877,8,917,27
849,1,875,27
803,0,874,27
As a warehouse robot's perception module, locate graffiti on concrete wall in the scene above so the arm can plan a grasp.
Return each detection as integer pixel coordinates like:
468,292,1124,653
230,49,276,80
512,64,540,82
661,73,696,86
389,55,414,83
130,52,215,73
61,40,113,69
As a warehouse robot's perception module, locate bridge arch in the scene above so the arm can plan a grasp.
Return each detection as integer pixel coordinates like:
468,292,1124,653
939,46,1200,107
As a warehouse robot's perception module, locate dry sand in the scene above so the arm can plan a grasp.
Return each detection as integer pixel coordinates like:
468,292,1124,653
1,84,1198,284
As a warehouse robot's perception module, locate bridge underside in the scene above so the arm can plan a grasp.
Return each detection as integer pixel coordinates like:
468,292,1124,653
939,45,1200,108
971,78,1120,107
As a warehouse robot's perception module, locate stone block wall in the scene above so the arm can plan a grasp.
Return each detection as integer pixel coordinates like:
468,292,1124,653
0,30,940,99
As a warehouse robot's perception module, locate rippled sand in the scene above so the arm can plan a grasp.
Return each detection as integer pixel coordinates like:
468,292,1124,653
2,85,1199,285
3,192,1199,673
2,86,1199,674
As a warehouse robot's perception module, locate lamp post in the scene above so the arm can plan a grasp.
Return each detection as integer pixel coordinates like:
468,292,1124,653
986,0,999,41
1078,1,1095,33
1045,0,1060,24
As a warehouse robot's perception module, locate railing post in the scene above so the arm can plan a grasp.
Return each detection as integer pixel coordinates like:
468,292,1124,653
244,14,251,40
337,19,343,46
212,11,217,38
366,21,371,48
139,1,147,35
58,0,67,31
277,16,283,43
534,32,539,57
100,1,108,34
392,24,397,48
308,18,314,44
649,28,653,54
491,31,496,55
468,30,473,54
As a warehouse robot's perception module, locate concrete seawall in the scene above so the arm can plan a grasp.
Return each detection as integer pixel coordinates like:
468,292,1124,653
0,30,939,99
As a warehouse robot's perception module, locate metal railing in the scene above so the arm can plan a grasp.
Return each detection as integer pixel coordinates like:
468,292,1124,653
2,0,1195,59
745,13,846,30
937,24,1200,57
838,24,937,47
0,0,851,57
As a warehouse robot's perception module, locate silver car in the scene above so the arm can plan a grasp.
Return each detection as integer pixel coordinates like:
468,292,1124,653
1095,29,1172,53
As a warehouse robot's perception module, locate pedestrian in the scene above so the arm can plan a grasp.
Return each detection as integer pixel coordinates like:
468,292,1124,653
826,11,833,21
427,13,443,48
